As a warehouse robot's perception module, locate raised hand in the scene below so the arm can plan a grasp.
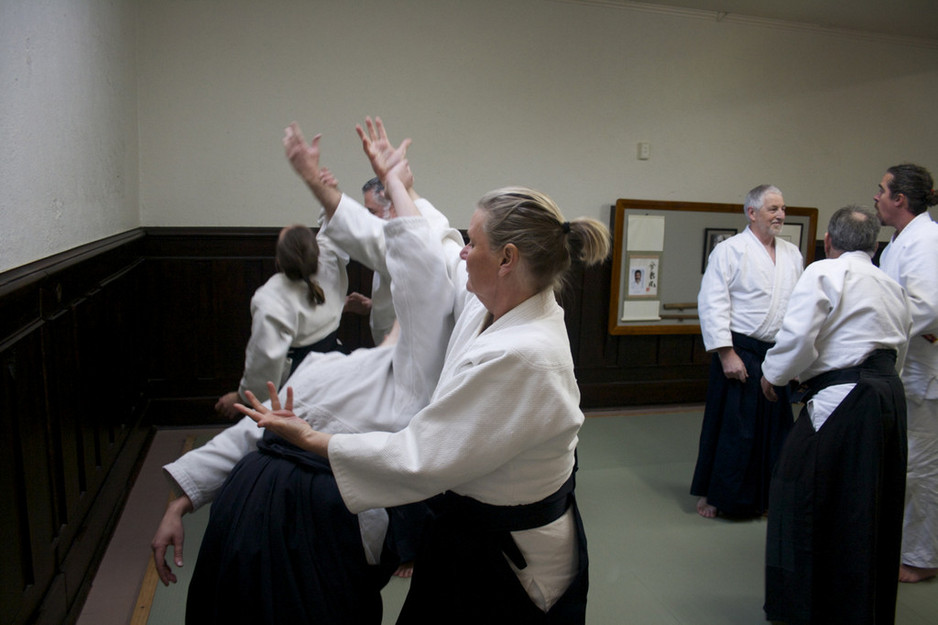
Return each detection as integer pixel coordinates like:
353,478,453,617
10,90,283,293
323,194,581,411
283,122,341,217
386,157,414,196
356,116,411,183
319,167,339,189
283,122,323,186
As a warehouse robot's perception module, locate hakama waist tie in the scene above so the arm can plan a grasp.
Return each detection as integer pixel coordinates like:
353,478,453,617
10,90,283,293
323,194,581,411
398,466,589,624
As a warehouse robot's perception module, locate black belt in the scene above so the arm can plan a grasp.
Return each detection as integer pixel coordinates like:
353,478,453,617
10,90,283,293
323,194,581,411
430,463,577,570
791,349,897,403
286,330,340,375
731,331,774,357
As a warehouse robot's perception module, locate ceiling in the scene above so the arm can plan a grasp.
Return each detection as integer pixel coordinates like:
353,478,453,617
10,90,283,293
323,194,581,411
622,0,938,43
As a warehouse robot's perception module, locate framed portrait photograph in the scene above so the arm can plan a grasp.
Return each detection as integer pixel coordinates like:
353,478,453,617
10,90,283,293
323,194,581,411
778,223,803,248
702,228,736,272
626,253,660,299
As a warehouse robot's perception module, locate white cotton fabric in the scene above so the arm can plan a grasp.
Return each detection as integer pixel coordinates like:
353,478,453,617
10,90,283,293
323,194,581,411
903,396,938,568
762,251,911,430
164,209,458,565
880,212,938,568
326,195,457,345
237,232,348,399
698,226,803,350
879,212,938,400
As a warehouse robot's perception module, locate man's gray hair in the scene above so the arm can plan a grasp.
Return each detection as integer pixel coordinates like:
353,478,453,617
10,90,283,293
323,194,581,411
827,205,880,255
743,184,783,214
361,177,384,195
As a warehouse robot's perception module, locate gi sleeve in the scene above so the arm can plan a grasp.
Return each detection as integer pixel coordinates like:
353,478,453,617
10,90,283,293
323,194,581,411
162,417,264,509
238,289,295,400
761,264,831,386
697,244,735,351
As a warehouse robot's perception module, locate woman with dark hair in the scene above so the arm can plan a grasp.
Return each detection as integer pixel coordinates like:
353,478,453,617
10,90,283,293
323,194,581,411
213,223,348,419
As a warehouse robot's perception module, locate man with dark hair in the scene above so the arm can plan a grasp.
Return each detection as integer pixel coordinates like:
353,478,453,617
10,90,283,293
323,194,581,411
343,176,398,345
875,163,938,583
361,176,392,219
691,184,803,518
761,205,911,625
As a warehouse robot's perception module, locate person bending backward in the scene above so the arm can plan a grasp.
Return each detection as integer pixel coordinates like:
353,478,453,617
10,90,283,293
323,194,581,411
214,224,348,419
874,163,938,584
151,123,461,624
239,118,610,624
691,185,803,518
760,205,911,625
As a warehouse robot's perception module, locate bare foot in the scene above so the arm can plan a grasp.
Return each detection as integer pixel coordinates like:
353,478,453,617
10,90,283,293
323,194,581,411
899,564,938,583
393,561,414,578
696,497,718,518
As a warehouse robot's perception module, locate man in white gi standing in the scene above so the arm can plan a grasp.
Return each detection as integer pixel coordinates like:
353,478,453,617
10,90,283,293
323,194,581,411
691,184,803,518
875,163,938,583
760,205,911,624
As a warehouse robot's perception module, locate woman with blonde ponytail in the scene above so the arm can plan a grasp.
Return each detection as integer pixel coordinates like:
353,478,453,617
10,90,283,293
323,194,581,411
244,118,610,624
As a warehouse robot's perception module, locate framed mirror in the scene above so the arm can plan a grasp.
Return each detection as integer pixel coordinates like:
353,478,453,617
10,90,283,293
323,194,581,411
608,198,818,335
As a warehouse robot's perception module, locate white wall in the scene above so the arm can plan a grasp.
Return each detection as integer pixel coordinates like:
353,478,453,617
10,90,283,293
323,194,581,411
3,0,937,273
136,0,938,234
1,0,139,273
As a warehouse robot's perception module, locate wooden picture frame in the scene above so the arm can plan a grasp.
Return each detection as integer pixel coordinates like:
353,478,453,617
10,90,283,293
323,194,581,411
609,199,817,335
701,228,737,272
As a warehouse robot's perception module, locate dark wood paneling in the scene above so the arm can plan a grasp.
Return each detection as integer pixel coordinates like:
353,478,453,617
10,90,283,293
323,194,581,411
0,231,150,625
141,227,376,425
565,254,709,408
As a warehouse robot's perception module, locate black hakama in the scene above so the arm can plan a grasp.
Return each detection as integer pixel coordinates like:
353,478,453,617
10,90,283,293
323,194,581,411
691,332,794,516
764,350,907,625
396,471,589,625
185,431,395,624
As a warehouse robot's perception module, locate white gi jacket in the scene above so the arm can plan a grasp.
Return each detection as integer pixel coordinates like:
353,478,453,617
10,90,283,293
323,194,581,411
237,232,348,399
762,251,911,429
880,211,938,568
328,232,583,610
368,272,395,344
879,212,938,400
164,213,459,564
329,288,582,511
698,226,803,350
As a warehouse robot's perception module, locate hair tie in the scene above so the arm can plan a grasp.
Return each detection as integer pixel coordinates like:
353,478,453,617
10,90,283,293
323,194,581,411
561,221,571,234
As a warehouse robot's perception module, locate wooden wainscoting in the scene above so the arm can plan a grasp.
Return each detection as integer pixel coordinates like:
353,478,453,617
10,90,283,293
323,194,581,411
140,227,375,426
561,257,710,409
0,230,150,625
140,227,710,416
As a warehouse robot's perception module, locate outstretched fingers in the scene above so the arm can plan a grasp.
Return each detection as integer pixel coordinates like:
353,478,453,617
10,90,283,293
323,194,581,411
356,116,412,181
236,383,295,427
265,381,281,411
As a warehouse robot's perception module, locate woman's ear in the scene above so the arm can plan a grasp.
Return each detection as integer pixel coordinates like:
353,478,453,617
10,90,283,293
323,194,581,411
499,243,519,274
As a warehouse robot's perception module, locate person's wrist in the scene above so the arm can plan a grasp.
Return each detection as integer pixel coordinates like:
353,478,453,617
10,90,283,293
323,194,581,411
169,495,193,515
